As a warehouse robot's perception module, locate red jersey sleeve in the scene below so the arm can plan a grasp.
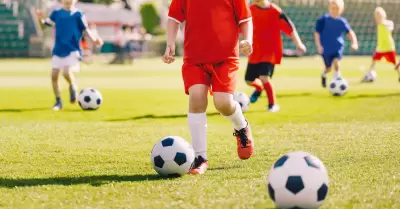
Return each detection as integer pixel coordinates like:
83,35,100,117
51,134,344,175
168,0,185,23
272,4,293,36
233,0,252,24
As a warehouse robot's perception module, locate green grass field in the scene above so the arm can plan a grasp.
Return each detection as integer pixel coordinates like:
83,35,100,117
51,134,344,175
0,56,399,209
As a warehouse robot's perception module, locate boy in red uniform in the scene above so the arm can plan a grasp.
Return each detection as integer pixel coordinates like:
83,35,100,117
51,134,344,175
246,0,306,112
163,0,255,175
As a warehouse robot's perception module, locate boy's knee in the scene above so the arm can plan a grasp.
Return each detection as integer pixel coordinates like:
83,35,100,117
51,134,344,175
259,75,271,84
213,92,235,115
188,84,208,113
51,69,60,81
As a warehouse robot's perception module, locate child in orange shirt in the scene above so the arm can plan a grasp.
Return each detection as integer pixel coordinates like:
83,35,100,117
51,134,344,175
246,0,306,112
163,0,255,175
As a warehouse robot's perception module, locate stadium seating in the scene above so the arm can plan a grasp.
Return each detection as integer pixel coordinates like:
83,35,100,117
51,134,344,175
0,3,28,57
277,0,400,56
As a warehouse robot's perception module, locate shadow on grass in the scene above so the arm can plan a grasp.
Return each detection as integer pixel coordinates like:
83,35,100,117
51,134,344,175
0,107,49,112
106,112,221,122
276,92,312,98
106,109,267,122
0,174,173,188
348,92,400,99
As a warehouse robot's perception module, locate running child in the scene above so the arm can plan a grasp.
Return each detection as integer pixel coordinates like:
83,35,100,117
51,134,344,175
314,0,358,88
163,0,255,174
246,0,306,112
38,0,103,110
362,7,400,82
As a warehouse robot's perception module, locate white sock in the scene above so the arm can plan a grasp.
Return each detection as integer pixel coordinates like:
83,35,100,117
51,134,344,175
223,101,247,131
321,70,327,78
333,70,341,78
188,112,207,160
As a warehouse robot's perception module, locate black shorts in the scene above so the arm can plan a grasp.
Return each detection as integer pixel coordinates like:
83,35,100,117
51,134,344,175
245,62,275,82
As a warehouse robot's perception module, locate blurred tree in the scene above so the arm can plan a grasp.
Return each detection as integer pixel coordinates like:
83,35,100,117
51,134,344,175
140,2,161,35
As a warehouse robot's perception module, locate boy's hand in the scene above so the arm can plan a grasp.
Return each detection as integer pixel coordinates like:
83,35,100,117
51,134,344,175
296,43,307,54
239,40,253,56
95,38,103,47
351,43,359,51
163,44,176,64
317,45,323,55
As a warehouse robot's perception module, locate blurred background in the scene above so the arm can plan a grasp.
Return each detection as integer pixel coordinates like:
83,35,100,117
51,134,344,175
0,0,400,62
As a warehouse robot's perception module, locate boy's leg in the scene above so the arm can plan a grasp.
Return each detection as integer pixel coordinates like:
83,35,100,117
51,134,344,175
258,63,279,112
245,63,263,103
212,60,254,160
321,54,332,88
332,58,341,79
63,53,80,103
182,63,210,175
62,68,78,103
51,56,63,110
51,69,62,110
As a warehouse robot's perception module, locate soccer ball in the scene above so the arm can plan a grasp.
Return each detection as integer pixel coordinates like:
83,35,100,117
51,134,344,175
268,151,329,209
78,88,103,110
233,92,250,112
151,136,195,177
363,71,377,82
329,77,348,96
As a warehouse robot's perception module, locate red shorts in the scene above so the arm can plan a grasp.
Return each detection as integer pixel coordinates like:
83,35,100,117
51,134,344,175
181,59,239,95
373,51,397,65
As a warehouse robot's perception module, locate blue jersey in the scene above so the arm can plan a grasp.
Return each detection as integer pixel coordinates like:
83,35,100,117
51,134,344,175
50,8,87,57
314,14,351,55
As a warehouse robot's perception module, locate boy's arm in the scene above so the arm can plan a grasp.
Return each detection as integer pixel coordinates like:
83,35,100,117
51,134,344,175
314,32,323,55
347,30,358,51
36,10,54,27
240,20,253,45
78,14,103,46
163,19,180,64
162,0,185,64
279,12,306,53
291,30,306,53
314,17,324,54
85,29,103,46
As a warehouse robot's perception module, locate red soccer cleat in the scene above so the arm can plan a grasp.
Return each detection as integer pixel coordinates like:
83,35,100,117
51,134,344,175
233,121,254,160
189,156,208,175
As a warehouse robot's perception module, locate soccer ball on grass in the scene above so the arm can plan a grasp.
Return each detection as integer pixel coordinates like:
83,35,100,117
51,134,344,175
151,136,195,177
268,151,329,209
78,88,103,110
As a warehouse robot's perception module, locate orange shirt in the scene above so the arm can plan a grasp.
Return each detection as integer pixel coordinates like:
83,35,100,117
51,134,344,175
168,0,252,64
249,4,293,64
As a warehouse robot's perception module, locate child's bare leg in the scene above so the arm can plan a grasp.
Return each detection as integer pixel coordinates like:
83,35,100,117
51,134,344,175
214,92,254,160
187,84,208,174
369,60,376,72
332,59,341,78
62,68,78,103
52,69,61,99
51,69,62,110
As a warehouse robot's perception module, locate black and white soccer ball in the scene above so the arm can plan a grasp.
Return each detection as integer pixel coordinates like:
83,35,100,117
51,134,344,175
268,151,329,209
78,88,103,110
233,92,250,112
151,136,195,177
363,70,377,82
329,77,348,96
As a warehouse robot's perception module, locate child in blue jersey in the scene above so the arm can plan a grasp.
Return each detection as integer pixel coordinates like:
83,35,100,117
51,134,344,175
38,0,103,110
314,0,358,88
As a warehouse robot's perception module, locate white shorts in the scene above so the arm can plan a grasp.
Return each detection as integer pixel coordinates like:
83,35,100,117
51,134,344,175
52,51,81,72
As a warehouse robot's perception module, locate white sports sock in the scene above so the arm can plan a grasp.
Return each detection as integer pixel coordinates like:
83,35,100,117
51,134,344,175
224,101,247,131
333,70,341,78
321,70,327,78
188,112,207,160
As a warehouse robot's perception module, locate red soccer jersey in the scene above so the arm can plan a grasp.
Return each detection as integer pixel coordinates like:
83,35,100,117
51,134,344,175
168,0,252,64
249,4,293,64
